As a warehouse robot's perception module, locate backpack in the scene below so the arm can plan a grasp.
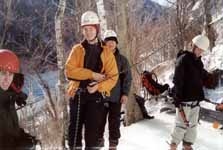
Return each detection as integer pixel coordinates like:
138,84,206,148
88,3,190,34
141,71,169,96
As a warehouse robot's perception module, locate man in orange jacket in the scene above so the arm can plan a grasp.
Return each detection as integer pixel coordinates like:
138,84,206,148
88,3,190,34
65,11,118,150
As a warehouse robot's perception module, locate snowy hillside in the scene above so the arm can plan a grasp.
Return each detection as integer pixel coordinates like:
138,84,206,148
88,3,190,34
128,0,164,25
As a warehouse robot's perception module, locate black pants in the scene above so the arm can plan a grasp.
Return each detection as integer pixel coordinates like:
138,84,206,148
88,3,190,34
98,101,121,146
68,95,104,149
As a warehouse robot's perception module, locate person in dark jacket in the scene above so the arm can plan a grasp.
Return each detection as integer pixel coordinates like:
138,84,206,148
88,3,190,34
0,49,36,149
65,12,118,150
98,30,132,150
169,35,210,150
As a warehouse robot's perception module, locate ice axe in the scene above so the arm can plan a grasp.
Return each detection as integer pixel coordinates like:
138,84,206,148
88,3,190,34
179,105,190,127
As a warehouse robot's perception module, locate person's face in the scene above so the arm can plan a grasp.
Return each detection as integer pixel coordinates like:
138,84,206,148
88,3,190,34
194,47,204,57
0,70,14,91
82,25,97,42
105,40,117,53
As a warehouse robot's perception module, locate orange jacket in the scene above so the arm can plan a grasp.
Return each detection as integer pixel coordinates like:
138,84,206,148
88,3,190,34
65,43,118,97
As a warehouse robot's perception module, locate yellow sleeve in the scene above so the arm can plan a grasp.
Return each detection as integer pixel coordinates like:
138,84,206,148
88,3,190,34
65,45,94,80
98,50,118,96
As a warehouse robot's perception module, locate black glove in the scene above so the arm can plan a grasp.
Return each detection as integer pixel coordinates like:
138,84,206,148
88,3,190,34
9,73,24,93
15,92,28,106
204,69,223,89
203,73,218,89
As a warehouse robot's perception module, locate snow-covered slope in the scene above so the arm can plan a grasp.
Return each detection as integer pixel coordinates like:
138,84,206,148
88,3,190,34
128,0,164,25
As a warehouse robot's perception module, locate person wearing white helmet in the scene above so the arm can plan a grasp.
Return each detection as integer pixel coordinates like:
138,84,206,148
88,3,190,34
169,35,211,150
97,30,132,150
65,12,118,150
81,10,100,42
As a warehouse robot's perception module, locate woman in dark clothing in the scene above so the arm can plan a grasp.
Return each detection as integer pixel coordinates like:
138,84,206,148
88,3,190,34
98,30,132,150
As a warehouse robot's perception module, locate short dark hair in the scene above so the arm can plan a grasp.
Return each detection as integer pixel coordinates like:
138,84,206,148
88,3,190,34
104,37,118,44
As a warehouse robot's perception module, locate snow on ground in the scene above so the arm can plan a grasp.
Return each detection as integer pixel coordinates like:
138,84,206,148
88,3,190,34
102,112,223,150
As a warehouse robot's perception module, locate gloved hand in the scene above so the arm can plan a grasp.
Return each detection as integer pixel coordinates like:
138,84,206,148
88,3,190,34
15,92,28,106
9,73,24,93
203,73,219,89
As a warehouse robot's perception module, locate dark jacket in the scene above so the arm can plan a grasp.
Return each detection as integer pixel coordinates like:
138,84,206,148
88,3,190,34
0,74,36,149
109,49,132,103
173,50,209,104
0,88,21,147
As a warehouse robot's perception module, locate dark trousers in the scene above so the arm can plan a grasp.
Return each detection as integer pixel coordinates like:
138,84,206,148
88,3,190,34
68,95,104,149
98,101,121,146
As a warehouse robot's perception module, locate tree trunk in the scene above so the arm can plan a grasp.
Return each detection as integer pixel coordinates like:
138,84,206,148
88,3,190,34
95,0,108,35
0,0,12,47
203,0,215,51
115,0,143,125
55,0,67,147
34,69,58,120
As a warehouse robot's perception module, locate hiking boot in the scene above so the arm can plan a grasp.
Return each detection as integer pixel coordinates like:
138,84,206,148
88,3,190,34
109,140,118,150
183,141,193,150
109,143,117,150
169,143,177,150
182,144,193,150
97,138,105,147
143,114,154,119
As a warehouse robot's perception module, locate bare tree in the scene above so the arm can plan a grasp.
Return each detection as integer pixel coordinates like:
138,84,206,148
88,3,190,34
95,0,108,35
0,0,13,47
55,0,67,147
114,0,144,125
203,0,216,50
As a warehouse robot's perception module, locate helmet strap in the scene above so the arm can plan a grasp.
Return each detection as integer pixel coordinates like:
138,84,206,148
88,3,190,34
88,35,98,44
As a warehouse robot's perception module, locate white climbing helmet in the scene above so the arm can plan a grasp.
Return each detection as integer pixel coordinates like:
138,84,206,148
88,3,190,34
192,34,210,51
103,30,117,40
81,11,100,26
